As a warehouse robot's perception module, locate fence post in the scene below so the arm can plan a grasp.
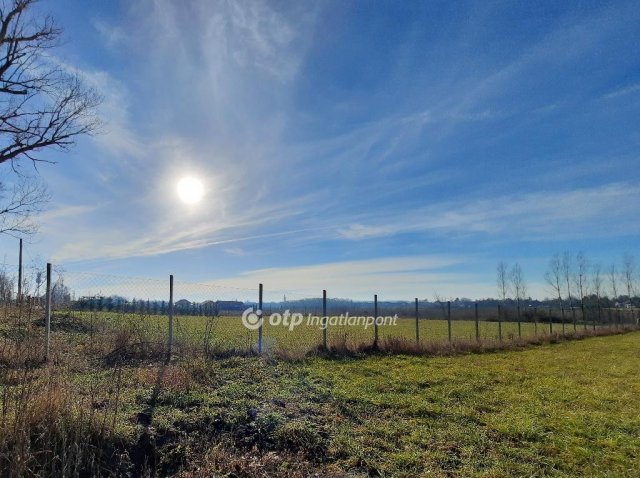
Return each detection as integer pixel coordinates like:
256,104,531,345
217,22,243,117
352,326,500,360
474,302,479,341
497,304,502,341
373,294,379,348
447,301,452,343
323,289,327,349
415,298,419,345
560,306,565,335
517,303,522,339
167,274,174,360
258,284,263,354
534,307,538,335
572,307,577,332
17,238,22,302
548,306,553,334
45,262,51,362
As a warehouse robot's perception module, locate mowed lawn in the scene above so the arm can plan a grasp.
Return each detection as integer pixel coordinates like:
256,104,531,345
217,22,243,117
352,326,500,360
305,332,640,477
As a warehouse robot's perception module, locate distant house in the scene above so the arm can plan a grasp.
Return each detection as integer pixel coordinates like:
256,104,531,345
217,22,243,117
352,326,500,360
216,300,245,312
174,299,192,312
201,300,217,315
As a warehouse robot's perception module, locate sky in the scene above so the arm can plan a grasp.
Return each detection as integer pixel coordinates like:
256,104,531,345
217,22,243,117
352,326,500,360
1,0,639,301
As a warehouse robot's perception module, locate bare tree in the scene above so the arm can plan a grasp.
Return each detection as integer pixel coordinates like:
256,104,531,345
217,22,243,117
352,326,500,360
592,262,603,323
545,254,564,306
608,264,619,302
0,176,48,235
622,254,637,323
574,251,589,326
0,0,101,168
496,261,510,302
510,263,526,335
561,251,576,328
0,0,100,237
622,253,636,300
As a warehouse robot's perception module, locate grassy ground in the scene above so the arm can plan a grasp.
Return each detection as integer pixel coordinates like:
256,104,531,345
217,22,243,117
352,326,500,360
1,307,638,477
306,332,640,477
61,309,609,355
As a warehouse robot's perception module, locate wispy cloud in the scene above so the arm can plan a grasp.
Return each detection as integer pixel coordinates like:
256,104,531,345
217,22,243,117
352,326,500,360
602,82,640,99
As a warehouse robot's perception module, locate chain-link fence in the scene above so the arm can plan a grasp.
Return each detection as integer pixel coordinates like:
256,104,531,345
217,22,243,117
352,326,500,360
1,262,638,362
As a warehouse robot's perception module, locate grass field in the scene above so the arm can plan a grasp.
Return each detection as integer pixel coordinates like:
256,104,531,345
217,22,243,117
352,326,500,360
59,309,608,355
1,304,639,477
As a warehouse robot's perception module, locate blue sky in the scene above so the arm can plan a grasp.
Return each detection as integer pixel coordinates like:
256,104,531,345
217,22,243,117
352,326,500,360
2,0,639,300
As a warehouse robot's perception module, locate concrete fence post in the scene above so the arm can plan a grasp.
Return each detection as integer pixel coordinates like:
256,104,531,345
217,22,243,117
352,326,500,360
373,294,379,348
415,298,419,345
167,274,174,361
323,289,327,349
45,262,51,362
447,301,452,343
258,283,263,354
17,238,22,302
475,302,480,341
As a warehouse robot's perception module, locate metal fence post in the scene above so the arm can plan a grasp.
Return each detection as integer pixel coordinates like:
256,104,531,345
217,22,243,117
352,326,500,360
498,304,502,341
45,262,51,361
167,274,174,360
258,283,263,354
322,289,327,349
475,302,479,341
415,298,419,345
374,294,379,348
447,301,452,343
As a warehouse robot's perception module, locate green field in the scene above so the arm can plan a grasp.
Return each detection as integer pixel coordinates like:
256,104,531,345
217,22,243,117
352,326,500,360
2,306,639,477
59,309,606,355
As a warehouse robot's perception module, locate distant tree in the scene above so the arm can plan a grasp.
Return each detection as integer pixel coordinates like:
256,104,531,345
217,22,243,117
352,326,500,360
622,253,636,300
591,263,604,322
622,254,637,323
496,261,510,302
545,255,563,303
0,267,13,300
51,277,70,305
608,264,619,303
574,251,589,323
561,251,576,324
510,263,526,322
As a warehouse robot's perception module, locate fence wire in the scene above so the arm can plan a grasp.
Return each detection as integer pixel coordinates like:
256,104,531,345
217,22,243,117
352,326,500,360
0,262,638,361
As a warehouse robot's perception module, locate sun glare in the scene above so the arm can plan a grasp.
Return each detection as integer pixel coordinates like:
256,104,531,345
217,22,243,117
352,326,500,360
176,176,204,205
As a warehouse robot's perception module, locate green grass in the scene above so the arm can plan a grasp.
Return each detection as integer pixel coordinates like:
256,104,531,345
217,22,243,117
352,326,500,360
306,332,640,477
61,309,606,355
4,305,638,476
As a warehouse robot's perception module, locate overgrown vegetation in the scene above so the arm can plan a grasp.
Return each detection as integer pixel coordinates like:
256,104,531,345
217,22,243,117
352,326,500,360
1,302,639,477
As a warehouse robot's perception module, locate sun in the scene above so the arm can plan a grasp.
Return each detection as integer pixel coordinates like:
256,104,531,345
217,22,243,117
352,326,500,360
176,176,204,205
